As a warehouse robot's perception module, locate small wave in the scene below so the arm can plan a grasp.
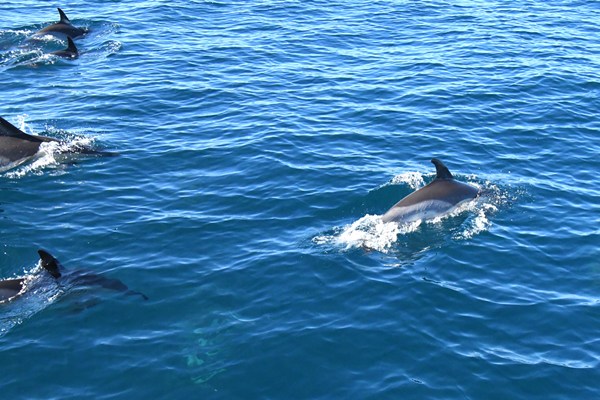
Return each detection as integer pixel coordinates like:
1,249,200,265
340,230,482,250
478,346,596,369
85,40,122,61
453,202,495,240
0,20,120,70
0,28,62,70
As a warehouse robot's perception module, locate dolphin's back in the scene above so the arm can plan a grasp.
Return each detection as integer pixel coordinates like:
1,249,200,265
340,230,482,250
0,117,55,143
72,271,148,300
381,159,479,224
37,23,83,38
394,179,478,208
0,137,45,163
0,117,56,166
36,8,85,38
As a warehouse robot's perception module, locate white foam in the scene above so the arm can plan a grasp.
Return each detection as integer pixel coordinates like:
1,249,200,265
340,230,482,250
389,171,426,189
451,182,502,240
314,214,421,253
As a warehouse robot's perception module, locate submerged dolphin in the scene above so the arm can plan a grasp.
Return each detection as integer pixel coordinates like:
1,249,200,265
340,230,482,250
382,158,479,224
51,36,78,59
0,116,117,172
35,8,86,39
0,250,147,304
37,249,148,300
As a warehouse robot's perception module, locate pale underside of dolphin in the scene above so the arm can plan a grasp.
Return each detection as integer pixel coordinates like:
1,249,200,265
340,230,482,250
381,158,480,224
35,8,86,39
0,250,147,304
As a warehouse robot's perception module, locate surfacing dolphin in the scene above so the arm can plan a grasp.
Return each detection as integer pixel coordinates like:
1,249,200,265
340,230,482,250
381,158,480,224
0,250,147,304
51,36,78,59
0,116,116,172
35,8,86,39
0,116,57,171
0,250,65,303
37,249,148,300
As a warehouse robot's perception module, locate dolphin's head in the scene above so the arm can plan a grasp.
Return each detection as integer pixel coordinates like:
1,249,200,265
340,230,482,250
37,249,62,278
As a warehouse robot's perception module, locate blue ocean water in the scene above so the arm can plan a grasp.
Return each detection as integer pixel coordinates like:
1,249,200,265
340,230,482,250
1,0,599,398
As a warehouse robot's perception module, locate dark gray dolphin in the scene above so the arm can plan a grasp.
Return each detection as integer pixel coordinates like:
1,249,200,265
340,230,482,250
37,250,148,300
51,36,78,59
0,116,57,171
381,158,480,224
35,8,85,39
0,116,118,172
1,250,146,306
0,250,62,303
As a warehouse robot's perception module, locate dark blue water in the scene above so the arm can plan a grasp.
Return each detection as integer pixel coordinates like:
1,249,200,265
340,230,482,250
1,1,599,398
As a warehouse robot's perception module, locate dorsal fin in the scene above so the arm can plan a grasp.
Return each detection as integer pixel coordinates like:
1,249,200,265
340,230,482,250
37,249,62,279
66,36,78,54
57,8,70,24
431,158,454,180
0,117,41,141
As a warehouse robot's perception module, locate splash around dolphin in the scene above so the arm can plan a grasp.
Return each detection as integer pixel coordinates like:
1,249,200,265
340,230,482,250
35,8,86,39
381,158,480,224
0,250,147,304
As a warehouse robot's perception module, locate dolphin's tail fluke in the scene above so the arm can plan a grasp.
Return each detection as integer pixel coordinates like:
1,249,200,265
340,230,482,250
37,249,62,279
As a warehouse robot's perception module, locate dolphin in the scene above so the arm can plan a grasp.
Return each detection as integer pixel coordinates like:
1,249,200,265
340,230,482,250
0,116,117,172
51,36,78,59
0,250,147,304
0,250,63,303
37,249,148,300
35,8,86,39
381,158,480,224
0,116,58,171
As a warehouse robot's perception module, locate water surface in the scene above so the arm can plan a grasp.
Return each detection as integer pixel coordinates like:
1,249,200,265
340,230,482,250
1,1,599,398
